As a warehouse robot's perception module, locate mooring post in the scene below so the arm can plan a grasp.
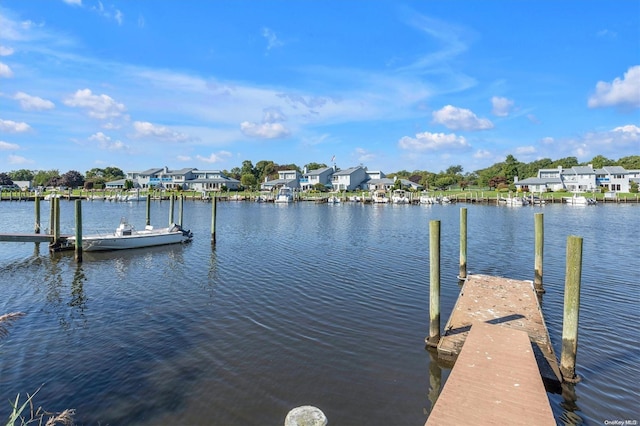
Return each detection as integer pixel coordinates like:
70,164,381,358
49,197,54,235
178,195,184,227
169,194,175,225
34,196,41,234
146,194,151,226
560,235,582,382
75,200,82,262
426,220,441,347
211,195,217,244
53,197,60,245
459,207,467,281
534,213,544,293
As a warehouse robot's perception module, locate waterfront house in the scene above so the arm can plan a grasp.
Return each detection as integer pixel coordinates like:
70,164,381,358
331,166,368,191
260,169,302,191
115,167,240,191
515,164,637,193
184,170,241,191
300,167,334,191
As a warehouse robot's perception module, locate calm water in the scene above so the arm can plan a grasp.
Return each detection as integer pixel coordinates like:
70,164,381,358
0,199,638,425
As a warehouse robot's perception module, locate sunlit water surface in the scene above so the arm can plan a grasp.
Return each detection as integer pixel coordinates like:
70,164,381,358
0,200,638,425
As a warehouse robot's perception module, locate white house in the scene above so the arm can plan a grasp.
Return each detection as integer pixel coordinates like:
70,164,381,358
300,167,334,191
515,164,637,193
260,169,302,191
331,166,368,191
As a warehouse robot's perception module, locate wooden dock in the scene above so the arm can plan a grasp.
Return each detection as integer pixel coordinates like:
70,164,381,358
0,233,71,243
426,321,556,425
436,274,561,390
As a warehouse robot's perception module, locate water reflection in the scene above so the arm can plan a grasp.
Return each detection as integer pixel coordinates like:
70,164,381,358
425,348,442,417
559,382,584,425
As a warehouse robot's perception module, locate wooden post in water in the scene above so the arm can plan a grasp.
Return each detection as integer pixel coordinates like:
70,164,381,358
74,200,82,262
426,220,441,347
459,207,467,281
178,195,184,227
534,213,544,293
49,198,55,235
146,194,151,226
53,197,60,245
560,235,582,383
211,195,217,244
169,194,175,225
34,196,41,234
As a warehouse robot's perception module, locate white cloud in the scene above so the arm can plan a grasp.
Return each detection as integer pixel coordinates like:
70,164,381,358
515,146,536,155
527,114,540,124
0,62,13,78
588,65,640,109
62,0,83,5
355,147,375,162
0,46,14,56
473,149,492,159
491,96,514,117
88,132,128,150
541,137,555,145
132,121,190,142
14,92,55,110
432,105,493,131
196,151,233,163
240,121,290,139
611,124,640,141
0,119,31,132
262,27,283,52
0,141,20,150
398,131,470,151
64,89,126,119
8,154,32,164
177,155,191,162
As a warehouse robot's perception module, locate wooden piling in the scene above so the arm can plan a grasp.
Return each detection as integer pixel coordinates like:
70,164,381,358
146,194,151,226
169,194,175,225
534,213,544,293
49,198,54,235
34,196,41,234
74,200,82,262
178,195,184,227
426,220,441,347
560,235,582,382
211,195,217,244
53,198,60,245
459,208,467,281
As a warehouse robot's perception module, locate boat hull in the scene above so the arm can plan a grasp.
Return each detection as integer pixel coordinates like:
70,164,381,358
81,232,190,251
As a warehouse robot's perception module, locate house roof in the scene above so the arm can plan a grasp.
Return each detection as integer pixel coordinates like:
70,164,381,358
333,166,362,176
566,166,595,175
304,167,333,176
598,166,627,174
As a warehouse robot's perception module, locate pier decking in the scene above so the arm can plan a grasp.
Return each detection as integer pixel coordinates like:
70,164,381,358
426,321,556,425
436,274,561,390
0,233,70,243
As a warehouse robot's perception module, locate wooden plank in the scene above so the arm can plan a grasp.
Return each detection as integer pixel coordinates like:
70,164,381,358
0,234,72,243
437,274,561,389
426,322,556,426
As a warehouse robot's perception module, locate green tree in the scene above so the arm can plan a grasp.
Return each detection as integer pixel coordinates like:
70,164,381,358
241,173,257,189
124,180,134,190
588,155,613,169
33,170,60,187
617,156,640,169
241,160,255,178
8,169,34,181
502,155,520,183
304,162,327,171
446,165,463,175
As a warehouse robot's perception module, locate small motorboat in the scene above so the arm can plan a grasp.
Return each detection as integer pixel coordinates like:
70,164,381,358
69,218,193,251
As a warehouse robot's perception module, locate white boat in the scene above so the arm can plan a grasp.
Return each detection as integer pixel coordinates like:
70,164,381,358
499,195,529,206
274,187,294,203
69,219,193,251
419,191,437,204
372,189,389,203
391,189,410,204
327,194,341,204
563,194,597,205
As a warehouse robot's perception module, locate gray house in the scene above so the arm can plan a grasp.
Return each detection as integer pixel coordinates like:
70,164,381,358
300,167,334,191
331,166,368,191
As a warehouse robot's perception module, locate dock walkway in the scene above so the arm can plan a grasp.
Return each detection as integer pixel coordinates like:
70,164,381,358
426,321,556,425
436,274,561,389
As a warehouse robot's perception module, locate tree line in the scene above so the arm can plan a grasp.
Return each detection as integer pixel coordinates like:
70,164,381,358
1,155,638,191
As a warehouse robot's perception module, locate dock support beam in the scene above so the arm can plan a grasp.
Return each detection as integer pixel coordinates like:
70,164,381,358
169,194,175,225
560,235,582,383
459,207,467,281
426,220,441,347
178,195,184,227
53,198,60,246
34,196,41,234
211,195,217,245
146,194,151,226
75,200,82,262
534,213,544,293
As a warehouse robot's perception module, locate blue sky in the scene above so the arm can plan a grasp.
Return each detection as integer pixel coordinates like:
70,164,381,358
0,1,638,175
